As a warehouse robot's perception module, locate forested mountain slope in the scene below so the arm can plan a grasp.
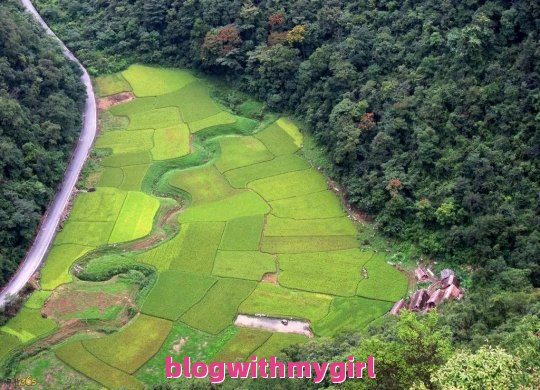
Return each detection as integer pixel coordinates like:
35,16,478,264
35,0,539,293
0,0,85,287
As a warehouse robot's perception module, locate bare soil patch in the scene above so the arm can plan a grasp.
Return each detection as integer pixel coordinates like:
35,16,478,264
98,92,135,110
262,272,278,284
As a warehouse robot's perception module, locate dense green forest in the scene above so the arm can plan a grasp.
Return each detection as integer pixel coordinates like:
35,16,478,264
0,1,85,287
9,0,540,387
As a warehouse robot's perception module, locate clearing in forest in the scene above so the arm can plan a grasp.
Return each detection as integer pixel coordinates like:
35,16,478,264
0,65,407,388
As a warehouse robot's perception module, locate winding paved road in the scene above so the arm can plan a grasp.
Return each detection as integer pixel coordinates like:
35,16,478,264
0,0,97,306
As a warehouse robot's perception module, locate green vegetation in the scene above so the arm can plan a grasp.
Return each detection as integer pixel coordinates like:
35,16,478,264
356,254,408,302
181,278,257,334
56,341,144,389
127,107,182,131
96,128,154,154
55,221,115,247
261,235,358,253
255,123,300,156
278,249,373,296
0,333,21,363
169,165,239,204
212,327,271,362
265,215,356,236
189,112,236,133
0,308,57,343
168,222,225,273
24,291,52,310
212,251,275,280
215,136,273,172
137,228,188,271
122,65,196,97
179,191,270,222
0,0,86,288
141,271,216,320
16,0,540,386
83,314,172,373
252,333,308,359
224,154,309,188
69,187,126,222
136,323,237,383
313,297,393,337
95,72,131,97
270,191,345,219
152,125,190,160
220,215,264,251
40,244,94,290
108,191,159,244
248,169,327,201
239,283,332,322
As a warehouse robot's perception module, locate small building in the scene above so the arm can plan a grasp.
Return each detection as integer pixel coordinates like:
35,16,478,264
441,274,460,289
443,284,462,300
415,267,430,281
390,299,407,315
409,289,429,311
440,268,455,280
426,289,445,309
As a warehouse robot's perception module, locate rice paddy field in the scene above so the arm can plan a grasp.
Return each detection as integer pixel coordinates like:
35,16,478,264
0,65,407,388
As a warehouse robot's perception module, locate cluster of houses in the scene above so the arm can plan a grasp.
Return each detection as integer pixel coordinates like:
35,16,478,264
390,267,463,314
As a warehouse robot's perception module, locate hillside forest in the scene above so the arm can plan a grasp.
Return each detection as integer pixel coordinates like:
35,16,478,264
0,1,85,288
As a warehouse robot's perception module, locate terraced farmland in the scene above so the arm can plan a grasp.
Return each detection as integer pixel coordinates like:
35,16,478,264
0,65,407,388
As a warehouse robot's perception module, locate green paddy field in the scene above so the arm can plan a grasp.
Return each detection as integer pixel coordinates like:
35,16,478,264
0,65,407,388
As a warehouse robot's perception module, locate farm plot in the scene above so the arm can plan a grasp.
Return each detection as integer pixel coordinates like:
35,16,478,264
212,251,275,280
0,332,21,362
108,191,160,244
313,297,393,337
252,333,308,359
1,308,57,343
154,81,223,122
265,215,357,237
56,341,144,390
179,191,270,222
356,253,408,302
275,118,303,147
270,190,345,219
137,227,188,271
169,165,239,205
224,154,309,188
100,110,129,131
169,222,225,273
152,125,190,160
220,215,265,251
211,327,271,362
248,169,327,201
102,151,153,167
127,107,182,131
55,221,115,247
261,235,359,254
255,122,300,156
96,72,132,97
109,96,157,116
83,314,172,374
96,129,154,154
136,323,237,383
215,136,274,172
239,283,332,322
97,164,149,191
181,278,257,334
69,187,126,222
40,244,94,290
141,270,216,320
24,290,52,309
278,249,375,296
122,64,196,97
189,111,237,133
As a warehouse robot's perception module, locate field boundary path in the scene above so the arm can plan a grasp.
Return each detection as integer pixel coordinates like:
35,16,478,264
0,0,97,306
